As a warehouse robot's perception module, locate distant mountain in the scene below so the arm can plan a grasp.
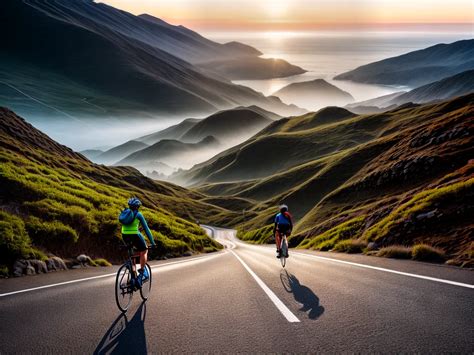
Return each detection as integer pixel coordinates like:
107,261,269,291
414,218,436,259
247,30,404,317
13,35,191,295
94,140,149,165
335,39,474,87
0,0,303,120
347,70,474,112
272,79,354,110
0,107,226,272
79,149,104,160
180,108,273,145
117,136,221,171
138,119,201,146
387,70,474,105
199,57,306,80
135,105,280,147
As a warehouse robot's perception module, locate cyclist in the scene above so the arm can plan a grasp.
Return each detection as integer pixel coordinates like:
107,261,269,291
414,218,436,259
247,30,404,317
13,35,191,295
121,197,156,283
273,204,293,258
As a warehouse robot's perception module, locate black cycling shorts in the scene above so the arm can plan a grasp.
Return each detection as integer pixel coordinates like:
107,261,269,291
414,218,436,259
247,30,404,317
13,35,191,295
277,223,291,235
122,233,147,252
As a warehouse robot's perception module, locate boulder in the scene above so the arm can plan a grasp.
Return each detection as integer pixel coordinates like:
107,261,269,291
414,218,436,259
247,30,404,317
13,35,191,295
28,260,48,274
77,254,93,266
25,266,36,275
46,257,68,271
12,260,28,277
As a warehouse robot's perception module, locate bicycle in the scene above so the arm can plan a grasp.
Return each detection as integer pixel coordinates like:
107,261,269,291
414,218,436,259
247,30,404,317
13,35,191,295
115,245,153,313
276,231,289,268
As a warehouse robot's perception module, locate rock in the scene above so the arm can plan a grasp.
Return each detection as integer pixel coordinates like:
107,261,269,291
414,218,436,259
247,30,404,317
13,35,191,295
77,254,93,266
28,260,48,274
12,260,27,277
71,265,82,269
25,266,36,275
46,257,68,271
182,251,193,257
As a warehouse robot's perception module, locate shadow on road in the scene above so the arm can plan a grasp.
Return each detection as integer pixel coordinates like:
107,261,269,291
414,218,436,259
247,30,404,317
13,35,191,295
94,302,148,354
280,270,324,320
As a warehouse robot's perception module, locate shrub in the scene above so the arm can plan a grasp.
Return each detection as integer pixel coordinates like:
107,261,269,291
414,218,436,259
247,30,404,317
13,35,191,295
26,217,79,247
376,245,412,259
0,265,9,277
94,258,112,267
412,244,446,262
0,211,32,264
333,239,367,253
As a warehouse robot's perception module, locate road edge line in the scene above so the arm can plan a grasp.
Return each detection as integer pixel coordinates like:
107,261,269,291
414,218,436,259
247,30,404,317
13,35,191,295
0,252,225,298
292,252,474,289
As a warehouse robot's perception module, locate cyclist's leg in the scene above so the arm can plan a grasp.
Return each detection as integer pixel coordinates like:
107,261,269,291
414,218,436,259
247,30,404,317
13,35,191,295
133,233,148,270
275,230,281,252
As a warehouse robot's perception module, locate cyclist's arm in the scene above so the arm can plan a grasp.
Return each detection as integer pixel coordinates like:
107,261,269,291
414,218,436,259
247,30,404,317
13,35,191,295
137,212,155,245
273,214,278,235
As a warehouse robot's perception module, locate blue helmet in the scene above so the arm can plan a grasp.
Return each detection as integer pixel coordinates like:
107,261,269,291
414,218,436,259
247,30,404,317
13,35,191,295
128,197,142,208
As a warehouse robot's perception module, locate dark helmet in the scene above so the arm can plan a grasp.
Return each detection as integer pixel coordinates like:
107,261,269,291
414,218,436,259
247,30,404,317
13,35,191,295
128,197,142,209
279,204,288,213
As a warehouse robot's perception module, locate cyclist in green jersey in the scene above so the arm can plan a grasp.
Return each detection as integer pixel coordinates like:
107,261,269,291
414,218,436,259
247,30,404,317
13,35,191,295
122,197,156,282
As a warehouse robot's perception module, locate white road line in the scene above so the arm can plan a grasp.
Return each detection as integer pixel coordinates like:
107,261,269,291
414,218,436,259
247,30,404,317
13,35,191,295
292,252,474,289
229,249,300,323
0,252,224,298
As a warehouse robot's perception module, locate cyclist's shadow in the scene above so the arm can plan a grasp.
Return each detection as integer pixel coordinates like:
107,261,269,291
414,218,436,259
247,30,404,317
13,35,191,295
280,270,325,320
94,301,147,355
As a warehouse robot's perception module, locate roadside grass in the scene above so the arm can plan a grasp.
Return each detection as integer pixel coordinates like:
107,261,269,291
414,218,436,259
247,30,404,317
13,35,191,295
93,258,112,267
298,215,366,251
376,245,412,259
412,244,446,262
363,178,474,242
238,224,273,244
0,265,9,277
333,239,367,253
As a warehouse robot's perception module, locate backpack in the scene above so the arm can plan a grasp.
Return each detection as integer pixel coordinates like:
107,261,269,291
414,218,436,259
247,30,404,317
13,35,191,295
118,208,137,225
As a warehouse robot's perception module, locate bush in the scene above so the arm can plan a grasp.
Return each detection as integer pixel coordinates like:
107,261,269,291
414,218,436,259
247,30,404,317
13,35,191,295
412,244,446,262
93,258,112,267
26,217,79,247
333,239,367,253
0,211,32,264
0,265,9,277
376,245,412,259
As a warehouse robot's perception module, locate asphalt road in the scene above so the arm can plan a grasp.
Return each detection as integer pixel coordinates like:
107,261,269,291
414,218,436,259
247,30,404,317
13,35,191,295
1,227,473,353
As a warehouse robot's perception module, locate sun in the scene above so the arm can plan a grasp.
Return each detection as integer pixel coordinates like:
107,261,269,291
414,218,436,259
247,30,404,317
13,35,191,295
263,0,290,18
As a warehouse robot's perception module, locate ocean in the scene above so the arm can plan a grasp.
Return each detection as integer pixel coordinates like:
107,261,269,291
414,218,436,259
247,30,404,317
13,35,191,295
205,30,473,109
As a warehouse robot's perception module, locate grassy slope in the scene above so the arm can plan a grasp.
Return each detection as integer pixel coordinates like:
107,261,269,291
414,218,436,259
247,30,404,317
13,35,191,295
0,108,229,273
190,95,473,266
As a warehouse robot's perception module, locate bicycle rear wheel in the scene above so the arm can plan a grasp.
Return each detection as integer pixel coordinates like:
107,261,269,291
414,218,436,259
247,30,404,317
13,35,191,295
280,239,288,268
115,264,134,312
139,263,152,301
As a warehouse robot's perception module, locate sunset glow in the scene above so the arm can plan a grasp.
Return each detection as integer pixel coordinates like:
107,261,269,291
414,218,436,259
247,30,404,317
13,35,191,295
99,0,474,31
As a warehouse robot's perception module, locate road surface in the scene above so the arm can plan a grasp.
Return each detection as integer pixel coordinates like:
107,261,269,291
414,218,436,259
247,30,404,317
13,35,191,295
1,227,473,353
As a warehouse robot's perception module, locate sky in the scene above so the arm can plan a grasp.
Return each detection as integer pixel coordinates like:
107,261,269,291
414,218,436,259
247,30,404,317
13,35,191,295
99,0,474,31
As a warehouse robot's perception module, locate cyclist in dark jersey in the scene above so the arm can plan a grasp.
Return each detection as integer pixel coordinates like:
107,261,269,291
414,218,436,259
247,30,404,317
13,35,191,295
122,197,156,282
273,204,293,258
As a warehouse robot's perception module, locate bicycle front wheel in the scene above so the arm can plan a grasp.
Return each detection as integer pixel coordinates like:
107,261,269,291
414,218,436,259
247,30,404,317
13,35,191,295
139,263,152,301
115,264,134,312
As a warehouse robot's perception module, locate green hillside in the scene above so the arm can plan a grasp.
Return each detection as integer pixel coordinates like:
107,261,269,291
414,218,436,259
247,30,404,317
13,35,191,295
0,108,230,275
187,95,474,266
